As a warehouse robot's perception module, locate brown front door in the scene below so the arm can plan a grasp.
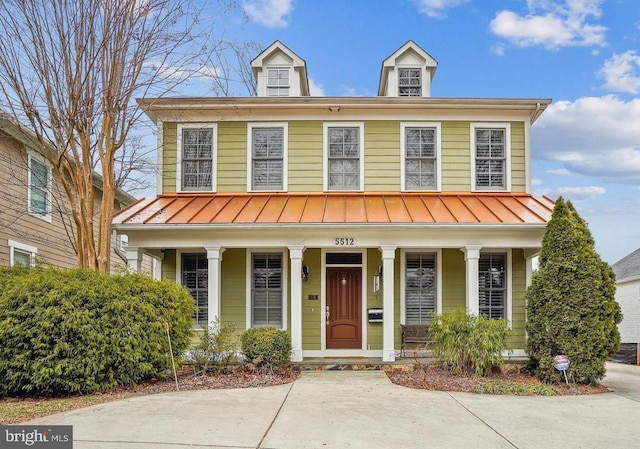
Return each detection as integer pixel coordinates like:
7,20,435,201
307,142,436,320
326,267,362,349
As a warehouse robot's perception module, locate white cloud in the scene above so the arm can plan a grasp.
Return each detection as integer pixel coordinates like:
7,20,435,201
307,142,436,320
556,186,606,201
145,58,218,81
412,0,470,19
243,0,292,28
599,51,640,94
308,77,325,96
532,178,543,186
547,168,572,176
490,0,607,49
533,95,640,184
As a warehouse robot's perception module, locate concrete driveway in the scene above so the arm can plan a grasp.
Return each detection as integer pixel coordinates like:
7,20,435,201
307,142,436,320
25,363,640,449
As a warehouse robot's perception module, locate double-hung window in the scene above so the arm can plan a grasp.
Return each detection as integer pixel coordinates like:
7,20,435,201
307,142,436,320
473,124,510,190
398,68,422,96
28,153,51,220
267,68,290,96
251,253,283,328
182,253,208,327
325,124,363,191
9,240,37,267
478,253,507,320
405,253,437,324
179,125,215,191
249,124,286,191
402,123,440,190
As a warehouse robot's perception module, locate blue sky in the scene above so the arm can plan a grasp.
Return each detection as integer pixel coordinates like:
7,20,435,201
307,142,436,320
167,0,640,264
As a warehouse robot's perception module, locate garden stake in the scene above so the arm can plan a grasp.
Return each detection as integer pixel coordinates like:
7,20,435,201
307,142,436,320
164,322,179,391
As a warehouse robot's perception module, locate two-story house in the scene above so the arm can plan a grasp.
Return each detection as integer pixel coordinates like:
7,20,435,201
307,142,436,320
0,113,154,275
114,41,554,362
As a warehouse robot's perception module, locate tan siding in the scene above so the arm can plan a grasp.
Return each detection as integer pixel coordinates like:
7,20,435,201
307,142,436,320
442,248,467,311
162,122,177,193
217,123,247,192
301,248,322,349
364,121,401,191
288,121,324,192
510,249,527,348
510,122,526,193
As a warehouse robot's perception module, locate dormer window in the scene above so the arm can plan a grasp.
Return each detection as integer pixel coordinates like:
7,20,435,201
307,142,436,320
398,68,422,96
267,68,290,96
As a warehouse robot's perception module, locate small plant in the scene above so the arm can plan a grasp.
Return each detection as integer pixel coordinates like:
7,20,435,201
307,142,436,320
475,380,558,396
429,309,511,377
191,318,239,375
240,327,291,372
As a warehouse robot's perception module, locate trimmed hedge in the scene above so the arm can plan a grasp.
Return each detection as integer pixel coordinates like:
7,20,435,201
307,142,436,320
0,267,194,396
240,326,291,370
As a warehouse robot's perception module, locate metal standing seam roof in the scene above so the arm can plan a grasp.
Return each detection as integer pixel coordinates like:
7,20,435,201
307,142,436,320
113,193,555,227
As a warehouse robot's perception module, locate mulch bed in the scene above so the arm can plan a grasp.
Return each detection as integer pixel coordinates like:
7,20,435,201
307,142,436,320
386,364,609,395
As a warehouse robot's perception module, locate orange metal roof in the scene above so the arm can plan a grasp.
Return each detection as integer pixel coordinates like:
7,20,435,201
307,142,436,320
114,193,555,227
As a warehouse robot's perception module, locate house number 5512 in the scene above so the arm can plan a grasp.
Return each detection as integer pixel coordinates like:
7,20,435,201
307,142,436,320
333,237,355,246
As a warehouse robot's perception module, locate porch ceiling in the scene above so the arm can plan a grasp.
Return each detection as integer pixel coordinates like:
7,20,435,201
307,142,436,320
113,192,555,227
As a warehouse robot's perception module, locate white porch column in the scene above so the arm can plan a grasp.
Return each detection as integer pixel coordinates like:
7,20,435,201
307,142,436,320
380,245,397,362
205,245,225,327
461,245,482,316
288,245,305,362
125,246,142,273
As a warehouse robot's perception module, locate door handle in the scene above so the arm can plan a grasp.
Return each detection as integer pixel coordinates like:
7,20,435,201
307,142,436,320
326,305,330,326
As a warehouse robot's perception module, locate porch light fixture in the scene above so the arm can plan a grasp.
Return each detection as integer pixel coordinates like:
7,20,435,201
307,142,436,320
301,265,309,281
341,275,347,285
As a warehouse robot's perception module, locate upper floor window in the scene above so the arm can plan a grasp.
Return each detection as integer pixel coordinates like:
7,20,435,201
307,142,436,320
472,124,510,191
267,68,290,96
402,123,440,191
405,253,436,324
27,153,51,221
478,253,507,320
178,124,216,192
251,253,283,328
398,68,421,96
324,123,364,191
248,124,287,191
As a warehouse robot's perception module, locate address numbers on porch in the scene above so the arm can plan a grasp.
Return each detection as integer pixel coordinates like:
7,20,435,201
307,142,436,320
333,237,356,246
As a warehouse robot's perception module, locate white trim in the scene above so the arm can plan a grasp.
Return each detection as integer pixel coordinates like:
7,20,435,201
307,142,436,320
323,122,365,192
400,248,442,324
320,249,367,351
176,123,217,193
26,151,52,223
524,118,531,194
8,239,38,267
400,122,442,192
245,249,289,331
304,349,384,358
246,122,289,192
470,123,511,192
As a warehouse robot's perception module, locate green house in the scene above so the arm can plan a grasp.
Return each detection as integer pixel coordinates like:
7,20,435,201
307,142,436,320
114,41,554,362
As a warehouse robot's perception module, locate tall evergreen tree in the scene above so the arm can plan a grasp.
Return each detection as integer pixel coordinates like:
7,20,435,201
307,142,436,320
526,197,622,384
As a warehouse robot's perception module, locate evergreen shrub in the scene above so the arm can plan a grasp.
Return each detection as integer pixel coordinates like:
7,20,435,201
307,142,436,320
240,326,291,371
191,318,239,374
0,267,194,396
429,309,511,377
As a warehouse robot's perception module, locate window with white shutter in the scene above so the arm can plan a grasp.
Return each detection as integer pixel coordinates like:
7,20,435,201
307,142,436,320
405,253,436,324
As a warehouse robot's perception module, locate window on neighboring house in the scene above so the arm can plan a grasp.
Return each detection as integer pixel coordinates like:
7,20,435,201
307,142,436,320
404,126,438,190
180,126,214,191
478,253,506,319
267,68,290,96
326,125,362,191
398,68,422,96
182,253,208,327
250,126,285,190
475,127,507,189
252,253,283,328
405,253,436,324
28,154,51,219
8,240,37,267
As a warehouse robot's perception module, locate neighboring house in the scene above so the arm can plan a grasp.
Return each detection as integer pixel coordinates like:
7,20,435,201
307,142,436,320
612,248,640,364
114,41,554,362
0,114,154,275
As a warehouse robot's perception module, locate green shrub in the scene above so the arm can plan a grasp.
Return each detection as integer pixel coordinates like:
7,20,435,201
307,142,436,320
429,309,511,377
526,198,622,384
475,380,558,396
191,318,239,375
0,267,194,396
240,327,291,371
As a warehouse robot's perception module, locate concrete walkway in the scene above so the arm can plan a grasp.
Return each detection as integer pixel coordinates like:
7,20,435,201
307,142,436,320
26,363,640,449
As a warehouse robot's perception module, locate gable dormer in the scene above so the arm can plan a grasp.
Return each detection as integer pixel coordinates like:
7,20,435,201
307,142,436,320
251,40,310,97
378,41,438,97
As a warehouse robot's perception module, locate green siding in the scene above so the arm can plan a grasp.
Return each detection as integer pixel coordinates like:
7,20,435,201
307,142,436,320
364,122,401,191
217,122,248,192
441,122,472,191
288,122,324,192
162,123,177,193
509,249,527,347
220,249,247,333
441,248,467,311
162,249,176,282
366,249,383,349
510,122,526,193
301,249,322,349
